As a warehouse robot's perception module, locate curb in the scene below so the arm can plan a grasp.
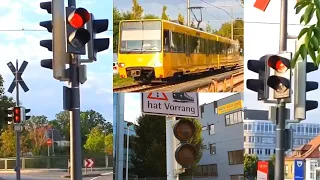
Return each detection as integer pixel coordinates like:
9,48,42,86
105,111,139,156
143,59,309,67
61,173,102,178
0,167,112,174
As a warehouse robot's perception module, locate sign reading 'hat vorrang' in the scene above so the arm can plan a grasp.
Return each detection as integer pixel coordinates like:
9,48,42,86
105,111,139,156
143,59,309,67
141,92,200,118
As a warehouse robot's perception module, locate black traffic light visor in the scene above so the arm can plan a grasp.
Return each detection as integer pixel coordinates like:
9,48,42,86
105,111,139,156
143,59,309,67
175,143,197,168
247,60,265,73
267,76,290,93
68,29,91,48
246,79,263,92
173,119,196,141
267,55,290,73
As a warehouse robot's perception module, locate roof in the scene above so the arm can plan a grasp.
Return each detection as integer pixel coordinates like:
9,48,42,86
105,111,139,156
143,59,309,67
286,135,320,160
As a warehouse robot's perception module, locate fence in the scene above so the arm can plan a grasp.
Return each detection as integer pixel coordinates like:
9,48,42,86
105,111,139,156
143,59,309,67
0,155,113,170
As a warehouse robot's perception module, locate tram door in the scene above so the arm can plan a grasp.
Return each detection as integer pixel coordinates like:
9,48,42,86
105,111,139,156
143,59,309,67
186,35,191,66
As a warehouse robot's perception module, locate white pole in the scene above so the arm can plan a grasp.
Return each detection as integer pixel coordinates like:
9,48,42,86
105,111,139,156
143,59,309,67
187,0,190,26
126,125,130,180
166,116,178,180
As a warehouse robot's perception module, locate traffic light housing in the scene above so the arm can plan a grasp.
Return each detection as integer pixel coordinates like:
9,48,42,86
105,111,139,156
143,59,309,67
266,53,292,101
173,119,197,168
13,107,21,124
39,0,68,81
65,7,91,55
246,55,270,100
21,107,31,121
294,60,318,120
4,107,14,124
86,14,110,61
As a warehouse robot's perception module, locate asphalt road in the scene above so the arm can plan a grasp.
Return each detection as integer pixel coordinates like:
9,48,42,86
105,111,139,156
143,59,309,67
0,171,113,180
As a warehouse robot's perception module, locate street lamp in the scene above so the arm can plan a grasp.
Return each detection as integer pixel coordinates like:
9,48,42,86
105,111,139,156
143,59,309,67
126,122,133,180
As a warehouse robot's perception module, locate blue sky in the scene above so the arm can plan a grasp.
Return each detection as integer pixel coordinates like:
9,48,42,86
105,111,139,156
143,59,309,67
114,0,243,30
244,0,320,123
0,0,113,122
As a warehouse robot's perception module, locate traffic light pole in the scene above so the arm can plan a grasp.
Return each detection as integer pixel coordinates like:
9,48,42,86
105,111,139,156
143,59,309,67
14,59,21,180
166,116,178,180
67,0,83,179
274,0,288,180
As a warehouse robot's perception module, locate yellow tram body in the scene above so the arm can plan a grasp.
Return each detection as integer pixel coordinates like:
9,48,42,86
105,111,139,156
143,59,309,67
117,19,241,82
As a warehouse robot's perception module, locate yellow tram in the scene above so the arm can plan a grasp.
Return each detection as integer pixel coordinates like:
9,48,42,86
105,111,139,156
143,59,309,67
117,19,241,83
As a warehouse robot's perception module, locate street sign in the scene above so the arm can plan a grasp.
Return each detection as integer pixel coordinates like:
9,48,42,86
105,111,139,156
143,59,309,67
47,139,52,146
253,0,270,11
257,161,268,180
84,158,94,168
141,92,200,118
7,61,29,93
294,159,304,180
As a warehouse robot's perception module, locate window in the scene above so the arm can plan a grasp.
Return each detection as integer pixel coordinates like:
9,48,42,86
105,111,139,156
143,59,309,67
210,144,216,155
228,149,244,165
225,111,243,126
209,124,215,135
200,106,204,118
202,125,207,131
195,164,218,177
163,30,170,52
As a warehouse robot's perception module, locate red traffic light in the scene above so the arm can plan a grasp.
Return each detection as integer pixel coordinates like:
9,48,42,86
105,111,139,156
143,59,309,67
175,144,197,168
13,107,21,123
68,8,90,28
267,55,289,73
173,120,195,141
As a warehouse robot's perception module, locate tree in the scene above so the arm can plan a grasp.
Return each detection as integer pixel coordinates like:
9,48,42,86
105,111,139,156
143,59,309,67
130,0,143,20
28,126,48,155
0,74,15,131
178,13,185,25
130,115,203,177
0,125,16,157
215,19,244,50
206,23,212,33
84,126,105,153
293,0,320,66
24,115,48,130
49,111,70,140
244,154,259,179
104,133,113,155
268,154,275,180
161,5,170,20
143,14,159,19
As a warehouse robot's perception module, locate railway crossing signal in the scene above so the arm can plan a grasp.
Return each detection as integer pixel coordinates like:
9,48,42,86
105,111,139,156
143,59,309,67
21,107,31,121
39,0,68,81
7,61,29,93
266,53,292,101
246,55,270,100
13,107,21,124
173,119,197,168
4,107,14,124
86,14,110,61
65,7,91,55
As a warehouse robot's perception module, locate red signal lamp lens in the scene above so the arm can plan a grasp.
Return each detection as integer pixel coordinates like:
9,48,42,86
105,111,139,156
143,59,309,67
275,60,287,73
68,8,91,28
69,14,84,28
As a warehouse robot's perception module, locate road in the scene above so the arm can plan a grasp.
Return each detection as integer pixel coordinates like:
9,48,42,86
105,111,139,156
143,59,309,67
0,171,113,180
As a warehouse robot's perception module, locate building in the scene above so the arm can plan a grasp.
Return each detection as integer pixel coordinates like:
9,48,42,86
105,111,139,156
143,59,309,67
244,109,320,160
197,93,244,180
285,135,320,180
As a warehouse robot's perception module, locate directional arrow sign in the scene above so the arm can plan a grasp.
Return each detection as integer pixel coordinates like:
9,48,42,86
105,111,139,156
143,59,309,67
7,61,29,93
84,158,94,168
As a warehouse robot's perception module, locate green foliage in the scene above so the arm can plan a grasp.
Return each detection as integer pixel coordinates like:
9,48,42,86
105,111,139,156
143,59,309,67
178,13,185,25
215,19,244,50
206,23,212,33
293,0,320,67
161,5,170,20
130,114,203,177
84,126,105,153
25,115,49,129
0,74,15,131
244,154,259,179
0,125,16,157
105,133,113,155
268,154,275,180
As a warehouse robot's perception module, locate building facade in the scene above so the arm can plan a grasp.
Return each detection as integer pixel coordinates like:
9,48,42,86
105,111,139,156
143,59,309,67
244,109,320,160
197,93,244,180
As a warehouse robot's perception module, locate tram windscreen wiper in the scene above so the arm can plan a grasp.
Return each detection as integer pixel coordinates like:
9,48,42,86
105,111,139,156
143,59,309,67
126,48,142,54
140,46,159,53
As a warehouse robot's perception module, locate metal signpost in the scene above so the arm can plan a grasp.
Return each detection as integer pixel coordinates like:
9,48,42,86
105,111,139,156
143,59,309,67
141,92,200,180
7,59,29,180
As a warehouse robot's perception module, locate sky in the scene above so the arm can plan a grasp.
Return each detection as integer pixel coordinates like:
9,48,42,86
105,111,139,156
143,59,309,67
123,92,237,124
244,0,320,123
0,0,113,122
113,0,244,30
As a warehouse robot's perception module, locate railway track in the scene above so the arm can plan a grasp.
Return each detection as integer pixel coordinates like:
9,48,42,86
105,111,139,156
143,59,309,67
114,66,244,92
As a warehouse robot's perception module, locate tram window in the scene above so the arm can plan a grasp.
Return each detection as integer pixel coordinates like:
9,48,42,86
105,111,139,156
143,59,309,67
211,41,216,54
177,33,185,53
170,32,178,52
200,38,205,53
190,36,198,53
163,30,170,52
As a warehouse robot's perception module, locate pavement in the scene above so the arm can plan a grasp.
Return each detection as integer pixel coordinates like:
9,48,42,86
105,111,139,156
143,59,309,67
0,170,113,180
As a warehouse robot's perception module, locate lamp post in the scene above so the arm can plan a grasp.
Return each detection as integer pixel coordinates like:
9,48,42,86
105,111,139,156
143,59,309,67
126,122,133,180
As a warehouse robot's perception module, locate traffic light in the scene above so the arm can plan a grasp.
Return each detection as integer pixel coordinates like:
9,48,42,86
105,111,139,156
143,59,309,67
20,107,31,121
13,107,21,124
39,0,68,81
294,60,318,120
65,7,91,55
173,119,197,168
86,14,110,61
246,55,270,100
266,53,292,100
4,107,14,124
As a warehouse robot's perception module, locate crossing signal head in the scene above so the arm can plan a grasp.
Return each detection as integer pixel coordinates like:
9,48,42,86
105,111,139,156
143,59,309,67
267,55,290,73
66,7,91,54
173,119,195,141
13,107,21,124
4,107,14,124
175,144,197,168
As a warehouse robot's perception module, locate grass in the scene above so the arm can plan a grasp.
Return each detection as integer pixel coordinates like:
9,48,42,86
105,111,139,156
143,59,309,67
113,74,136,88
